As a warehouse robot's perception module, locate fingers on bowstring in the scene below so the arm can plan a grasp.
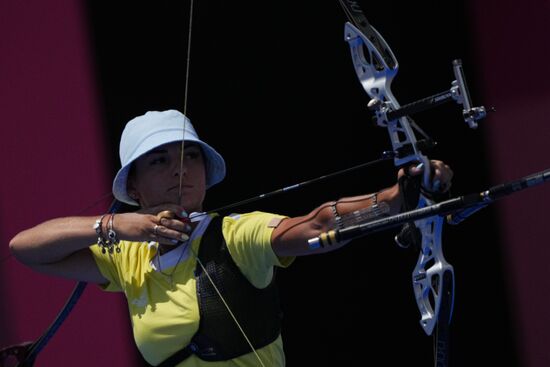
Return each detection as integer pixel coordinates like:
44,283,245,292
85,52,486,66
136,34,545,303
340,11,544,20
152,211,191,243
152,222,190,243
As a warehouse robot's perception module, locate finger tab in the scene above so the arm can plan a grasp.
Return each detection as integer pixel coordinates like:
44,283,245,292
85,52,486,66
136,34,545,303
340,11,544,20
157,210,176,221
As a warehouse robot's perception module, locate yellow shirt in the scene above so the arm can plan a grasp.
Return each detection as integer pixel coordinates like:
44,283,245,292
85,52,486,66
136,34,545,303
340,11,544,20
90,211,293,366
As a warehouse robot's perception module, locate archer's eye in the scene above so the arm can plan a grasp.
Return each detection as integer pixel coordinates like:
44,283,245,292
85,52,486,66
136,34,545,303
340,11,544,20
185,151,200,159
149,156,167,165
184,145,202,160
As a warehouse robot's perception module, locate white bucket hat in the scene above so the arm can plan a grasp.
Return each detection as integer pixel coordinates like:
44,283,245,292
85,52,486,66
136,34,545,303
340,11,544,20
112,109,226,206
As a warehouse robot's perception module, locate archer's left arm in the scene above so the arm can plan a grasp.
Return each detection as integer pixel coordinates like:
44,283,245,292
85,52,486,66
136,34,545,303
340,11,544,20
271,160,453,257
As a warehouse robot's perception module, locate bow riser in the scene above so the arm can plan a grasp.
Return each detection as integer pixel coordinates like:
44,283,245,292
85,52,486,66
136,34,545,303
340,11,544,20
344,23,433,188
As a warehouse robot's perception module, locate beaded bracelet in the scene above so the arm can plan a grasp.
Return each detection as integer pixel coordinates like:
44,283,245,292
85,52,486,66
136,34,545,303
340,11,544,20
93,213,121,254
105,213,121,253
93,214,108,250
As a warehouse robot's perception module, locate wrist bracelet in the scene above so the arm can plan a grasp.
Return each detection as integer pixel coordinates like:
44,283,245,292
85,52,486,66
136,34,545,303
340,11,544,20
330,201,344,230
93,214,108,251
371,192,378,207
94,213,120,254
105,213,120,253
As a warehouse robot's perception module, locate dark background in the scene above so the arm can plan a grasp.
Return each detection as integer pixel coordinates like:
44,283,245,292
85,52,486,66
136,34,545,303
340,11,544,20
85,1,514,366
2,0,549,366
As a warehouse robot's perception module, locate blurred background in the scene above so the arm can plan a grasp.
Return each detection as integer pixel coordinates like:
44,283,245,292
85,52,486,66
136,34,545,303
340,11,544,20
1,0,549,366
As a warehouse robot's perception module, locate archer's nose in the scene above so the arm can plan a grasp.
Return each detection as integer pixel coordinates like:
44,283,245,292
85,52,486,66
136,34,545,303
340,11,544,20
172,161,186,177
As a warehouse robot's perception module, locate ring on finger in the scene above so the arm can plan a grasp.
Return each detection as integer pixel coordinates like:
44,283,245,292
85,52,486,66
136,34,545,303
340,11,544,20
153,224,160,236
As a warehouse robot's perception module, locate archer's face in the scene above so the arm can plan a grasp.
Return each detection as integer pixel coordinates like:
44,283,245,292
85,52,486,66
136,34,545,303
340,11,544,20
127,142,206,212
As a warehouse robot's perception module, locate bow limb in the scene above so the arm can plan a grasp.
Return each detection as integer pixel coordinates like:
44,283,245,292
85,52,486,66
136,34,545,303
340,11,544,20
412,203,454,336
8,199,122,367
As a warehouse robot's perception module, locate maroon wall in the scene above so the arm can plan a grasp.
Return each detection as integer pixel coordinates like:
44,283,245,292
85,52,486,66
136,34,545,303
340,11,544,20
470,0,550,365
0,1,140,366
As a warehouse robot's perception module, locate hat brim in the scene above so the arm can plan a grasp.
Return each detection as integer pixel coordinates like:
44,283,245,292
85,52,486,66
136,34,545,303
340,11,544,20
112,134,225,206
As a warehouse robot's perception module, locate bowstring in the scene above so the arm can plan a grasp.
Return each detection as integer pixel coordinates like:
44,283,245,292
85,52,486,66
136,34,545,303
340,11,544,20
179,0,194,202
178,2,265,364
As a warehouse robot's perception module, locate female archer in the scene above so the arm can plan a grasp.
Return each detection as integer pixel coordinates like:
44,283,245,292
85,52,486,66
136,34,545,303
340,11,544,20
9,109,453,366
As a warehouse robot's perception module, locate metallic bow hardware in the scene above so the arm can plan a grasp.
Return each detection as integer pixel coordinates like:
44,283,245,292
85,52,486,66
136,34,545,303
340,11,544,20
338,0,488,339
334,1,490,365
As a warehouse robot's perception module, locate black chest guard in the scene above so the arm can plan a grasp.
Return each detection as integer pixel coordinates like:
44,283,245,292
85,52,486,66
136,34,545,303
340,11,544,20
156,215,283,366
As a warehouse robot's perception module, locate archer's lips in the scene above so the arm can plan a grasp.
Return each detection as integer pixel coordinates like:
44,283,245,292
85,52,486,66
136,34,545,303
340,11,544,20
168,185,193,192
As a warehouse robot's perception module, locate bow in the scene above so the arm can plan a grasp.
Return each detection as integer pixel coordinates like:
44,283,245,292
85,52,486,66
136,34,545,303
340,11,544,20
332,1,488,365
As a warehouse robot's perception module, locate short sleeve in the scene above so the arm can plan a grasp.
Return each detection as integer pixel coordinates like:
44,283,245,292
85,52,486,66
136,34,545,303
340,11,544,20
222,211,295,289
89,243,124,292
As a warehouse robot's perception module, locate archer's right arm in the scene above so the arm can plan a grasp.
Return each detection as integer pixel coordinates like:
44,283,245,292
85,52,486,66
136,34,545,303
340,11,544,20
8,210,188,284
9,216,111,284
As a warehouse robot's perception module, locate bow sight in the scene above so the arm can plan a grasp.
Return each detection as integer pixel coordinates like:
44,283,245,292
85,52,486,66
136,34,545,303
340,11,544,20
368,59,489,129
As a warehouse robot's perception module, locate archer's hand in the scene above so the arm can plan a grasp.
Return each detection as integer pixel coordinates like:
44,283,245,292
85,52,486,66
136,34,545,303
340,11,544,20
113,204,192,245
399,160,454,193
